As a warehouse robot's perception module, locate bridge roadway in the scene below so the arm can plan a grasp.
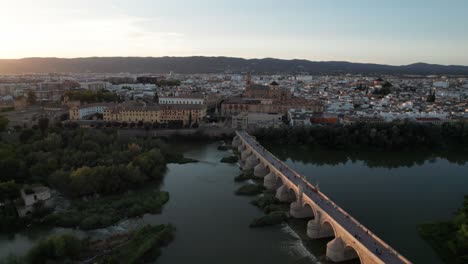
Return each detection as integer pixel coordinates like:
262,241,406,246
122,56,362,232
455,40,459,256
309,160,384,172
237,130,411,264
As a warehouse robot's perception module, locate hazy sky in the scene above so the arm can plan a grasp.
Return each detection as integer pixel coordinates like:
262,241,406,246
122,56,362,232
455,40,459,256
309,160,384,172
1,0,468,65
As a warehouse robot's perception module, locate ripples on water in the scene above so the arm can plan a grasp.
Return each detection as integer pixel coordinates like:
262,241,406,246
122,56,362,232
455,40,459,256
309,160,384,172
279,224,320,264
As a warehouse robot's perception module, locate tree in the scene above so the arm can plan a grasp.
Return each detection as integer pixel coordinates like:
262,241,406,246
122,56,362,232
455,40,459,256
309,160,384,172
0,116,8,131
27,90,37,105
38,117,49,133
373,86,392,96
382,81,393,89
27,234,83,264
427,90,436,102
0,181,20,203
0,158,27,183
188,112,193,128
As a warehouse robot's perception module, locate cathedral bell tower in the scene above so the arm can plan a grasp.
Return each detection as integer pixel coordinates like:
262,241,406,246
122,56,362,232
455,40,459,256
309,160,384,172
246,72,252,87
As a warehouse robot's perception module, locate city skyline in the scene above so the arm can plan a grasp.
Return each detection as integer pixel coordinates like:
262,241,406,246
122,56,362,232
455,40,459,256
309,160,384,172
1,0,468,65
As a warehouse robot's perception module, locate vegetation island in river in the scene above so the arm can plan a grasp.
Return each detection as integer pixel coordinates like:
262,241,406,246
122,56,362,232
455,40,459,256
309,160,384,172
0,124,200,262
419,196,468,264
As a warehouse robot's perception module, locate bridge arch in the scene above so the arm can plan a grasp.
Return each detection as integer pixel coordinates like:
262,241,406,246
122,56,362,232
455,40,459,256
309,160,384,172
287,186,299,200
321,220,337,238
343,245,362,264
274,174,283,189
303,202,318,219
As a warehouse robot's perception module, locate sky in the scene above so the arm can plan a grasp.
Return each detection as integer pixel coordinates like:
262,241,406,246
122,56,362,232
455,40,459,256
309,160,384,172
1,0,468,65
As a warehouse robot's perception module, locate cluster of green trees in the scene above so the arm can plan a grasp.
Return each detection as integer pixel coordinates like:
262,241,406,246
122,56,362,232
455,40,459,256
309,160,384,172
0,123,196,234
0,107,14,113
87,119,195,130
26,90,37,105
0,224,175,264
103,224,175,263
254,122,468,151
45,190,169,230
373,81,393,96
0,115,8,131
0,181,20,202
155,79,181,87
0,128,173,197
419,195,468,264
136,77,181,87
64,89,120,103
27,234,83,264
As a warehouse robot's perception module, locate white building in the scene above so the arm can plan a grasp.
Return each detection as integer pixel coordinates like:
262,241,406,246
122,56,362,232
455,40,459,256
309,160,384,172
17,186,54,217
159,96,205,105
79,81,111,91
78,105,107,119
433,81,449,89
232,112,283,129
288,108,315,126
69,104,109,120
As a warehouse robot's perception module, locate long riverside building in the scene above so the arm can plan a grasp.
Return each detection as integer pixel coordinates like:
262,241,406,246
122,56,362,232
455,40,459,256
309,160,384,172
69,102,206,126
233,130,412,264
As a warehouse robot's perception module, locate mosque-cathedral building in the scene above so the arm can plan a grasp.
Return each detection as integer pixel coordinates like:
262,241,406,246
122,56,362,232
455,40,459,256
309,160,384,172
221,73,323,116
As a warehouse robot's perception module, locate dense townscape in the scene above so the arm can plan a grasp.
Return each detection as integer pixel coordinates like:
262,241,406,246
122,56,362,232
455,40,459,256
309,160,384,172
0,70,467,264
0,72,467,132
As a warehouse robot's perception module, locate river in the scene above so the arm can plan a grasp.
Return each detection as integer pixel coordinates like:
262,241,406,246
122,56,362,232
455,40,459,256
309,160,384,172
264,144,468,264
1,142,467,264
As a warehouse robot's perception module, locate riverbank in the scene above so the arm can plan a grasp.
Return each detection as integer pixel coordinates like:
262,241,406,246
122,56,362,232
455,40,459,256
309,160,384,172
44,189,169,230
0,224,175,264
419,195,468,264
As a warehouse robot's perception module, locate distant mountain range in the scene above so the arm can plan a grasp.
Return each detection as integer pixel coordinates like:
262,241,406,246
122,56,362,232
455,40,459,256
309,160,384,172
1,57,468,75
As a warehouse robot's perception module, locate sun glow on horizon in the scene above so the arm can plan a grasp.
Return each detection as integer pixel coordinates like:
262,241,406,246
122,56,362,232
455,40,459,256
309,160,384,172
1,0,468,65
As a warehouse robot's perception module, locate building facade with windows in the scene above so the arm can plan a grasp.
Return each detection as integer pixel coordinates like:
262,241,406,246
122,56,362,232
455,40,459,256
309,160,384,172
158,95,205,105
69,104,110,120
232,112,284,129
102,102,206,126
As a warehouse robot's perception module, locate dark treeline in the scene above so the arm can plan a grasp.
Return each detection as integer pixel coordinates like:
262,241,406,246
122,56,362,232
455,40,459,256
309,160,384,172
0,224,175,264
64,89,120,103
263,144,468,169
254,122,468,152
136,76,181,87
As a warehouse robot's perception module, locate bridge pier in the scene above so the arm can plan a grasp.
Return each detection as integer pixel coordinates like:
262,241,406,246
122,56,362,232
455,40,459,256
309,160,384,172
275,185,295,202
241,150,251,161
326,237,359,263
263,172,277,190
290,202,314,219
244,155,259,170
232,136,241,148
290,185,314,218
237,144,245,153
307,216,334,239
254,163,268,178
239,159,245,169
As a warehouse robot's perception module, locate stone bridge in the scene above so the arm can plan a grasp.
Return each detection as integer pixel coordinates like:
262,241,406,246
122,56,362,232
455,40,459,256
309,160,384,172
233,131,412,264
